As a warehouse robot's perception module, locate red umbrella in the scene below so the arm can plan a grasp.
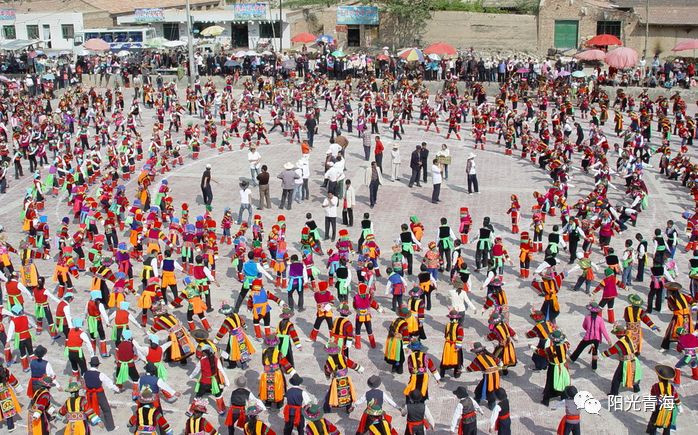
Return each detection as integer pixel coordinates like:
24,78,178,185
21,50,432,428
574,49,606,61
605,47,639,69
291,32,316,44
424,42,457,56
672,39,698,52
376,54,389,61
586,34,622,47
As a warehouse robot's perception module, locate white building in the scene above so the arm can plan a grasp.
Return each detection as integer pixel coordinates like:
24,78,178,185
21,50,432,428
0,11,84,50
117,4,290,51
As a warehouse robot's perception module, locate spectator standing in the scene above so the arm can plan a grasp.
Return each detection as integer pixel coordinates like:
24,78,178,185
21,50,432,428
200,164,214,208
305,116,317,147
374,136,384,173
278,162,300,210
390,143,401,182
299,156,310,201
247,145,261,186
436,143,450,180
322,192,339,241
342,179,355,227
365,161,384,208
431,159,443,204
466,153,479,194
293,160,304,204
362,133,372,161
237,181,253,225
408,145,422,188
256,165,271,210
420,142,429,183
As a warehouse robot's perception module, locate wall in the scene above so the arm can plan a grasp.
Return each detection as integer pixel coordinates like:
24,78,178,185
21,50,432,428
626,23,698,58
416,11,537,52
0,12,84,50
288,7,537,52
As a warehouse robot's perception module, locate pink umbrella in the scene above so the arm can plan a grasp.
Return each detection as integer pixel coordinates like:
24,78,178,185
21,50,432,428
604,47,638,69
574,49,606,61
83,38,110,51
672,39,698,52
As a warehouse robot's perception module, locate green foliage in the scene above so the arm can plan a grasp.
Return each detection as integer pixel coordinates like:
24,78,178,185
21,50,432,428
429,0,503,13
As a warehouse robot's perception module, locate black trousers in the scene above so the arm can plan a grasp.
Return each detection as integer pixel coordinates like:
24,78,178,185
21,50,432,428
342,208,353,226
402,250,413,275
467,174,479,193
570,339,599,370
408,168,421,187
202,186,213,205
369,180,379,206
324,216,337,241
283,414,305,435
431,183,441,203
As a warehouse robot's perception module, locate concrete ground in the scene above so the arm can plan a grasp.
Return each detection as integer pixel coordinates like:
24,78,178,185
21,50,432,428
0,78,697,434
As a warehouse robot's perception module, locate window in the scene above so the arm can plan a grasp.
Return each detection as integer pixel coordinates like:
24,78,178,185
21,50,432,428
3,25,16,40
85,32,99,40
26,25,39,39
61,24,74,39
259,21,281,39
554,20,578,49
128,31,144,42
596,21,621,38
163,23,180,41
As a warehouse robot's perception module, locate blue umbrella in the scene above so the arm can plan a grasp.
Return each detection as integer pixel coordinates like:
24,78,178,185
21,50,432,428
42,73,55,80
316,34,334,44
224,60,241,67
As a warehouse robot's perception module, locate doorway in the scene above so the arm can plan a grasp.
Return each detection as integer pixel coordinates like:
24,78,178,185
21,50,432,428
347,25,360,47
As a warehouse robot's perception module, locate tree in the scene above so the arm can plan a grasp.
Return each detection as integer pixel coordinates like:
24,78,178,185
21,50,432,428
369,0,433,47
280,0,434,47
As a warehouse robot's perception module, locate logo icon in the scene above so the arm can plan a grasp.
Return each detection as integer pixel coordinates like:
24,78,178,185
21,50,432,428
574,390,601,415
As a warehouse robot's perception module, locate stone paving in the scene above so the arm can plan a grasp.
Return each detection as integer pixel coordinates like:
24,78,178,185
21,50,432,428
0,80,697,434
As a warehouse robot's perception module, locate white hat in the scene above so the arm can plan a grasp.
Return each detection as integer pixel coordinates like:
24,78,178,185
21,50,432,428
392,142,399,149
284,162,294,170
468,153,476,159
206,164,212,169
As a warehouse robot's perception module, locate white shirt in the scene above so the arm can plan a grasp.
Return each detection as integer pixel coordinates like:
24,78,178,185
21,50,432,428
450,398,484,431
466,159,476,175
322,196,339,218
247,151,261,169
326,143,342,157
344,185,356,208
432,164,442,184
240,188,251,204
294,168,303,185
391,148,401,164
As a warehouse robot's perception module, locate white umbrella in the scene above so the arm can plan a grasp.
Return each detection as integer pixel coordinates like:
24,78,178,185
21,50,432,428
163,40,186,48
261,50,273,56
427,53,441,61
116,50,130,57
234,50,248,57
245,50,258,56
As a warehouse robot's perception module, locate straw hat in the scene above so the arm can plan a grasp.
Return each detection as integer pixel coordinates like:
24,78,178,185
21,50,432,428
284,162,294,170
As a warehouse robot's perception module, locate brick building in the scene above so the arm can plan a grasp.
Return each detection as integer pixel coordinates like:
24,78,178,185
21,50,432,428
538,0,698,57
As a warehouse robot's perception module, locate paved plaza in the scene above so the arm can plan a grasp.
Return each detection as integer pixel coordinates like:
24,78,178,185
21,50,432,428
1,80,697,434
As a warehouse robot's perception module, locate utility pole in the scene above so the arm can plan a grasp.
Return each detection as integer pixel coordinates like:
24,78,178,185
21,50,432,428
278,0,283,52
643,0,649,58
186,0,196,86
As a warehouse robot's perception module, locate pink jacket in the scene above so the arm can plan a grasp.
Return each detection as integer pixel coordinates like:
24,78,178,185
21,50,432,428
582,314,611,342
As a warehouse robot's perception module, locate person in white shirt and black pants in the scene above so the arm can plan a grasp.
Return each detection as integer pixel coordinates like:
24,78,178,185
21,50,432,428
431,159,443,203
322,191,339,241
466,153,479,194
364,161,383,209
